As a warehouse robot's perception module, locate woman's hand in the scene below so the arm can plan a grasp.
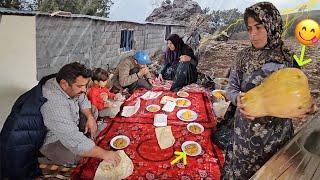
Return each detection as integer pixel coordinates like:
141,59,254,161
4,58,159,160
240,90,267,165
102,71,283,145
292,101,318,121
237,93,255,120
180,55,191,62
148,78,155,85
157,74,164,82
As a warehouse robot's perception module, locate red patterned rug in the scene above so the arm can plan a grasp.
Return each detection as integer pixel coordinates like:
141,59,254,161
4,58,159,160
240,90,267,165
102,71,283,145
72,87,224,179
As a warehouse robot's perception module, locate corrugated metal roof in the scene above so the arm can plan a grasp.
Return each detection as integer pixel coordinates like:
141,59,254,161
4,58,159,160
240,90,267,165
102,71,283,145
0,8,185,27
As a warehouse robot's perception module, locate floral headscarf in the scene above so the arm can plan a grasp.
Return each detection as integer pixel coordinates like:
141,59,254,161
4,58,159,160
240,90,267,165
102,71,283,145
238,2,297,74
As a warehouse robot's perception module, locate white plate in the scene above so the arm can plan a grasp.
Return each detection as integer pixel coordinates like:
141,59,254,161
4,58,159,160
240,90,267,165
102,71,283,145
181,141,202,156
175,98,191,108
110,135,130,149
146,104,161,113
187,123,204,134
177,109,198,122
177,91,189,98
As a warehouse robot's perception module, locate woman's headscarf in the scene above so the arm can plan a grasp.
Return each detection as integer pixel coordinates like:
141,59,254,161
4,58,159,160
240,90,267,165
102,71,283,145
238,2,297,74
165,34,196,65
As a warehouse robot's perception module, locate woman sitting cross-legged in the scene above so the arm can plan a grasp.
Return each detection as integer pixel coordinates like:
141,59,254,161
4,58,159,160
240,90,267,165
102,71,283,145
157,34,198,92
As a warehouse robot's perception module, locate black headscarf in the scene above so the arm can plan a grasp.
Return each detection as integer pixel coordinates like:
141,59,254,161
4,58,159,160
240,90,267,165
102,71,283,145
165,34,196,66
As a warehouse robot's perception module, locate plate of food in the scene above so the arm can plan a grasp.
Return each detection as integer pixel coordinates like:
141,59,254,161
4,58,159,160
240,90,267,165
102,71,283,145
146,104,161,113
110,135,130,149
175,98,191,107
177,109,198,122
177,91,189,98
187,123,204,134
181,141,202,156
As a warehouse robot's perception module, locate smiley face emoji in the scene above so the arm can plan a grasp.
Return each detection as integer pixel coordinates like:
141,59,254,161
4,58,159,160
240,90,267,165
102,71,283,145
295,19,320,46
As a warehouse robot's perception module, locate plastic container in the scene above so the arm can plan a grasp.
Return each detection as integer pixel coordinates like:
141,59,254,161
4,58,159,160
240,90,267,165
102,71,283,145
213,78,229,90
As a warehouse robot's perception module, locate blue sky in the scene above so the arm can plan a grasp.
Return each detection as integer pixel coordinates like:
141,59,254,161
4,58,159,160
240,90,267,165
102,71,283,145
109,0,320,22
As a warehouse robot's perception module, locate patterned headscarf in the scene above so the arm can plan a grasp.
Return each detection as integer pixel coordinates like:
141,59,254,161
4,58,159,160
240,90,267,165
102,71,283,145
238,2,296,74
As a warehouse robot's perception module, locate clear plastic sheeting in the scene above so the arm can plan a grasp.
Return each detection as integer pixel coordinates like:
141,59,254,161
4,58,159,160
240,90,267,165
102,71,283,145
251,111,320,180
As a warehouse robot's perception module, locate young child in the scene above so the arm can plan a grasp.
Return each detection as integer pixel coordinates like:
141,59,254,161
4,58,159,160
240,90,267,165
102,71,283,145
87,68,125,118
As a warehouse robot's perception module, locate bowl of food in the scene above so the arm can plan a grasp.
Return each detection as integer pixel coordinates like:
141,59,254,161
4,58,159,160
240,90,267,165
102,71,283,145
187,123,204,134
213,78,229,90
211,90,227,102
176,98,191,107
181,141,202,156
110,135,130,149
146,104,161,113
177,91,189,98
177,109,198,122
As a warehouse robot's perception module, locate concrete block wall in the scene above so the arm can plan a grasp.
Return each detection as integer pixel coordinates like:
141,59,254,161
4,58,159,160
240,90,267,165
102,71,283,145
36,15,185,79
36,16,94,78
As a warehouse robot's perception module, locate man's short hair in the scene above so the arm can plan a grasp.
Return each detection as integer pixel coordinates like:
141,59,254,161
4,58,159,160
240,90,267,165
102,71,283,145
56,62,92,84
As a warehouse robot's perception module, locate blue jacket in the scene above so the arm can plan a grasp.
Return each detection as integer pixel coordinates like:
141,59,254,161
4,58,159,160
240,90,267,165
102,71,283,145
0,74,55,179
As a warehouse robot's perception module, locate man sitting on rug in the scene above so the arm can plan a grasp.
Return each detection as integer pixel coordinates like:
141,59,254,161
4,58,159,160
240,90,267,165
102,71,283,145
111,50,154,93
40,62,120,166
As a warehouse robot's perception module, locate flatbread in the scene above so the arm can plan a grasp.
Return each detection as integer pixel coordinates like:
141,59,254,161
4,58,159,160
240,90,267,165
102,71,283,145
155,126,175,149
94,150,134,180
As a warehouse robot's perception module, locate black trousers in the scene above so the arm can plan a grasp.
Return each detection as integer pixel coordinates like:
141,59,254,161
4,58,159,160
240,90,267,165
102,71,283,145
164,62,197,92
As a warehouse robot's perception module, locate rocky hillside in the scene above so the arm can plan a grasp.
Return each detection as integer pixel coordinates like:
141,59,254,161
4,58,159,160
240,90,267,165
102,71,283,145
146,0,203,24
146,0,246,39
146,0,320,39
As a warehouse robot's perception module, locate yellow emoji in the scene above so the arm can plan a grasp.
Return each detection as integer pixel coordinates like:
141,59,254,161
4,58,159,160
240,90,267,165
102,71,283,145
295,19,320,46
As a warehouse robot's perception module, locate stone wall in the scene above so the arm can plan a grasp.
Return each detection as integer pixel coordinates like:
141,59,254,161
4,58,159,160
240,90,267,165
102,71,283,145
36,15,186,79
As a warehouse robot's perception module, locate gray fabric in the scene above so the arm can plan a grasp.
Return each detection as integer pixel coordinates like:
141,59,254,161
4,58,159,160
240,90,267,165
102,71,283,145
41,78,95,155
40,111,105,166
40,141,81,166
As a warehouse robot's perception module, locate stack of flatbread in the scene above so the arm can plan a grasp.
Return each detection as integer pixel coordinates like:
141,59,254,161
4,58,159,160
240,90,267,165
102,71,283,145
155,126,175,149
140,91,163,100
121,98,141,117
94,150,134,180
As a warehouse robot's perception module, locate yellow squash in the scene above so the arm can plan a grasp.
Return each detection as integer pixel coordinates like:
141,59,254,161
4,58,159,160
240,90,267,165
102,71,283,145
242,68,313,118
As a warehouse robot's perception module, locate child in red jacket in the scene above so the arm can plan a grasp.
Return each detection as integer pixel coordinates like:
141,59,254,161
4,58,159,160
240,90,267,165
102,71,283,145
88,68,124,118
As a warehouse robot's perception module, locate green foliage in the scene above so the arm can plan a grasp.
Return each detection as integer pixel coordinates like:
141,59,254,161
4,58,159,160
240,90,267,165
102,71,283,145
36,0,114,17
0,0,114,18
0,0,21,9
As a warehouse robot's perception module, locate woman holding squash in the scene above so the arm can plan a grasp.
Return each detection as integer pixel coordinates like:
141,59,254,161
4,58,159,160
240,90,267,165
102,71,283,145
222,2,301,179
